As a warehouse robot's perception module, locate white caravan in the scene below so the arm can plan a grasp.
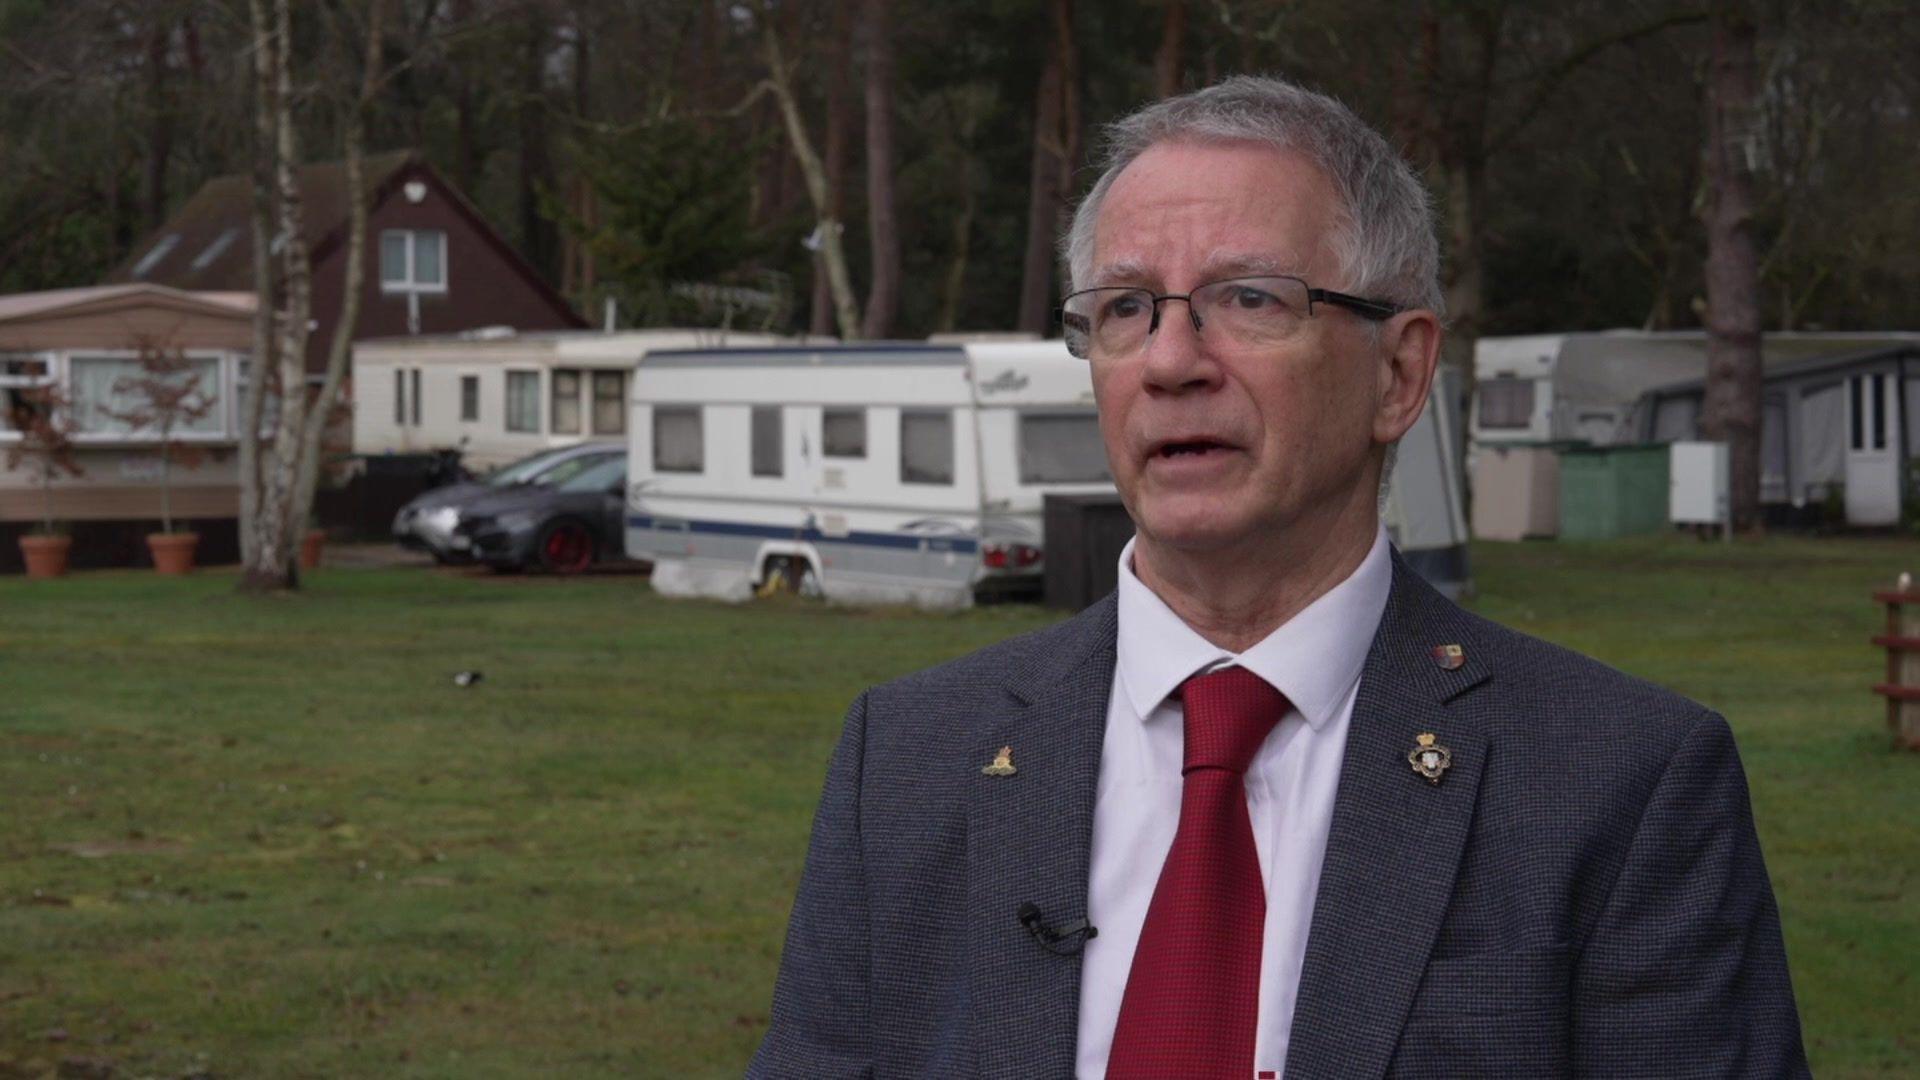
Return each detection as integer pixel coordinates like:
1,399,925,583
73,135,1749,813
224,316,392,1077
624,339,1473,607
624,341,1114,607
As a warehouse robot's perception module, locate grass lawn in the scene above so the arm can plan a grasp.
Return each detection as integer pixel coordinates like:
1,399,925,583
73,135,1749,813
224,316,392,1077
1,535,1915,1078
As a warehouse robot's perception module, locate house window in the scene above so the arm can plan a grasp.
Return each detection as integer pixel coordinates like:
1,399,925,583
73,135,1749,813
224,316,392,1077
1,355,52,433
1018,413,1110,484
130,234,180,278
394,369,406,425
460,375,479,422
901,409,954,485
823,407,866,457
654,406,703,473
751,406,783,478
506,370,540,433
1477,377,1536,429
235,357,278,433
551,369,582,435
410,368,422,426
380,229,447,293
191,228,238,271
592,371,626,435
69,354,221,436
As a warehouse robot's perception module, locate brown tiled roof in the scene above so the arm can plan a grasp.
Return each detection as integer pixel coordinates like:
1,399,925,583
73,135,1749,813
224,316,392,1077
107,150,417,290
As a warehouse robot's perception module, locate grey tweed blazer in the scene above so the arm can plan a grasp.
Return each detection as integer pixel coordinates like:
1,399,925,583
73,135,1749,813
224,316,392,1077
749,552,1809,1078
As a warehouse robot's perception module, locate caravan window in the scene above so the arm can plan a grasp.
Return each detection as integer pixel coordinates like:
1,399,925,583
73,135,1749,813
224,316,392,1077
901,410,954,485
824,408,866,457
1019,413,1110,483
592,371,626,435
1477,377,1535,429
655,406,704,473
69,354,221,436
751,406,783,478
506,370,540,432
1,354,52,433
552,369,583,434
460,375,479,422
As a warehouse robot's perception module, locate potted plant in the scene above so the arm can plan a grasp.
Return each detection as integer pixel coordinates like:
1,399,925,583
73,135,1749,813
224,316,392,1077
104,339,215,575
3,382,85,578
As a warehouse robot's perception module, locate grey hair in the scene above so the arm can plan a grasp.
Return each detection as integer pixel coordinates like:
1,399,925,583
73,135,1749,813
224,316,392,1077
1061,75,1443,316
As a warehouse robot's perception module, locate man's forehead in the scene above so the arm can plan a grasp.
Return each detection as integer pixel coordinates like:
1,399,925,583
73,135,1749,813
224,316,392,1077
1088,251,1308,288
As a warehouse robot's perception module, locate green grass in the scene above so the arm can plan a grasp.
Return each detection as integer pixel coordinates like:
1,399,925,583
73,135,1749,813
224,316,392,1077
1,536,1915,1077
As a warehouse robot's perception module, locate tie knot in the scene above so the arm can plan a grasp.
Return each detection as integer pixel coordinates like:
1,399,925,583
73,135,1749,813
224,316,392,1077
1179,666,1286,774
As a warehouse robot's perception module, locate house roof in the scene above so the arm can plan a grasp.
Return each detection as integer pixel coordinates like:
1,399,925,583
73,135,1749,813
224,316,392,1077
106,150,582,327
1640,343,1920,400
0,283,254,325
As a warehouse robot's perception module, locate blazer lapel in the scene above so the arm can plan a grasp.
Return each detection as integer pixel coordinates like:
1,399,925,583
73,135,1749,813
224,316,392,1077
1284,556,1493,1080
967,595,1117,1079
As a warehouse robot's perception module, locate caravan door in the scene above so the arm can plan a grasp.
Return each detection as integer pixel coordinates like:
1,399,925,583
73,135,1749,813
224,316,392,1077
1845,371,1901,526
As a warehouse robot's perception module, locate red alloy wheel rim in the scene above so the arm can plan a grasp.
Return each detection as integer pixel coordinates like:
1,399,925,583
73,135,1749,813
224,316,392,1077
543,525,591,572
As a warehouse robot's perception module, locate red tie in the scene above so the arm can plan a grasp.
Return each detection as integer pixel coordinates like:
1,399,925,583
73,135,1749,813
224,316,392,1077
1106,666,1285,1080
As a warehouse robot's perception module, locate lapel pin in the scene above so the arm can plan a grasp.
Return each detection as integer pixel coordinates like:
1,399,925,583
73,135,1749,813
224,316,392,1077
981,746,1018,777
1408,732,1452,784
1431,643,1465,671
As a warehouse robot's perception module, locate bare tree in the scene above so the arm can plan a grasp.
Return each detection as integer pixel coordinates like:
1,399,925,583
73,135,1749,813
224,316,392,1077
860,0,901,339
762,22,863,339
238,0,387,591
1016,0,1080,333
1698,3,1764,531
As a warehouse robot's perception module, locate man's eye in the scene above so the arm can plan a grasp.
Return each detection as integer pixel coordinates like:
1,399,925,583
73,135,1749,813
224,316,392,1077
1228,287,1281,310
1103,294,1150,320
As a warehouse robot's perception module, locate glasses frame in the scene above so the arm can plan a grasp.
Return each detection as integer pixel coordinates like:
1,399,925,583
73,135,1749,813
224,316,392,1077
1056,274,1405,360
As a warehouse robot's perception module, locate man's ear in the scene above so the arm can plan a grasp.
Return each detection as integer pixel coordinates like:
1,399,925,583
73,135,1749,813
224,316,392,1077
1372,309,1443,446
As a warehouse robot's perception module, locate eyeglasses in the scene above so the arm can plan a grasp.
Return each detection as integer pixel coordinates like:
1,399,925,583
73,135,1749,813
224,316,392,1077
1058,275,1403,361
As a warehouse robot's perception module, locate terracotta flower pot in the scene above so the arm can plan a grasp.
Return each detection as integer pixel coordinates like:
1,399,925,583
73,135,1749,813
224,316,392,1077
300,528,326,570
19,533,71,579
147,532,200,576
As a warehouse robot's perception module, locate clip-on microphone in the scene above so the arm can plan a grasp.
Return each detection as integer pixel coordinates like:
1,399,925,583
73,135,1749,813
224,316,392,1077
1018,902,1099,956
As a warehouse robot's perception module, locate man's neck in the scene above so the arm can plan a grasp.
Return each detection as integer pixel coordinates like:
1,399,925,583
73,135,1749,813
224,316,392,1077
1131,506,1380,654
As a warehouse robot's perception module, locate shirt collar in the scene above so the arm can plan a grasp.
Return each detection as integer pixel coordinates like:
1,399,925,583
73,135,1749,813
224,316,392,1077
1114,526,1393,731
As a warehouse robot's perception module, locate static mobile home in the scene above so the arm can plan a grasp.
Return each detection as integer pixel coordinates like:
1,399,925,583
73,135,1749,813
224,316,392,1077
0,284,256,570
352,328,786,470
624,341,1472,608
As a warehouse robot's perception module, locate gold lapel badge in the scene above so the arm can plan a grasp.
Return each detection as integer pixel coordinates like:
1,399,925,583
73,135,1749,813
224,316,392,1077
981,746,1018,777
1431,643,1466,671
1408,732,1452,784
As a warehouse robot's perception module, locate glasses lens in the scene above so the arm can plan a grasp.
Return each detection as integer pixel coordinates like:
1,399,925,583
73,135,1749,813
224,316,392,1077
1062,288,1154,360
1193,277,1312,346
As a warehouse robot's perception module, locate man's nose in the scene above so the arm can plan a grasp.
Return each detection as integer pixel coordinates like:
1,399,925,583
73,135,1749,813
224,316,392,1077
1139,296,1222,393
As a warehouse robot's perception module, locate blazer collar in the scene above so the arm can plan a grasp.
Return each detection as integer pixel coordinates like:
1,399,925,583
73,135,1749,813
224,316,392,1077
1284,551,1494,1079
969,595,1118,1078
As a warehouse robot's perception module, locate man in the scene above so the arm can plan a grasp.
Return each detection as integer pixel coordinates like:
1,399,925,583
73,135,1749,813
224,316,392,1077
750,76,1806,1079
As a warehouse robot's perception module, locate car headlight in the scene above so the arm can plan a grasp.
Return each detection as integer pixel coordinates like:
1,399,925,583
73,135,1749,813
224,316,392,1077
424,506,461,532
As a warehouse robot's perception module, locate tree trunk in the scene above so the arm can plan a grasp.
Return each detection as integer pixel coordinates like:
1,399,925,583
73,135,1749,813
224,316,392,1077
1438,153,1485,385
1015,55,1064,332
517,13,555,284
1698,5,1764,532
860,0,901,339
1154,1,1186,98
240,0,386,592
937,172,976,334
764,26,862,340
809,21,851,338
143,21,174,231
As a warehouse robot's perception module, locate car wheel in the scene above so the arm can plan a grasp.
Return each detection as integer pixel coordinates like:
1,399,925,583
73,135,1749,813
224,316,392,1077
536,519,595,574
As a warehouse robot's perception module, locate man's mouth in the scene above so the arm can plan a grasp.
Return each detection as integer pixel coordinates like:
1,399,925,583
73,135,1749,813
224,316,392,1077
1153,438,1233,459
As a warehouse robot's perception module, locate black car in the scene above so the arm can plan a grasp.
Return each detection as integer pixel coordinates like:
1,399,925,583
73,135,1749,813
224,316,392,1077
451,450,630,573
391,442,620,563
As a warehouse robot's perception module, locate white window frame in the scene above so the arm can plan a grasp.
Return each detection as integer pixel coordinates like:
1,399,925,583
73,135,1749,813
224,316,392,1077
0,350,57,440
460,374,480,423
55,349,238,444
505,369,541,434
379,228,449,295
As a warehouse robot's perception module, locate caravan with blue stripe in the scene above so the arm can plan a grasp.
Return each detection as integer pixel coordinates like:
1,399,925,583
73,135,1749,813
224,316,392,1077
623,341,1117,609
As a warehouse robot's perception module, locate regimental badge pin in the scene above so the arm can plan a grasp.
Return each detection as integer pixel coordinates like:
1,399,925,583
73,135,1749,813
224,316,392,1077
1408,732,1452,784
981,746,1018,777
1431,643,1466,671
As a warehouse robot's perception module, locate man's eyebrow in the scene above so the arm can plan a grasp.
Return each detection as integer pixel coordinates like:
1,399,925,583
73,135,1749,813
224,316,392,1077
1200,252,1301,278
1087,259,1152,287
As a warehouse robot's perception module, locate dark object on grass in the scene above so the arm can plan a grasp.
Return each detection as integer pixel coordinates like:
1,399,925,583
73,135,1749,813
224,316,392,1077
453,671,483,687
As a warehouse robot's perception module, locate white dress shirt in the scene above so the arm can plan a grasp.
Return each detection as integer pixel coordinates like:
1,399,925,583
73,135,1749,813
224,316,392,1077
1075,528,1393,1079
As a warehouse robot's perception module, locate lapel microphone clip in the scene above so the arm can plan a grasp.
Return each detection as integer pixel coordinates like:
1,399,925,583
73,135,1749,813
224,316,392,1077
1017,901,1099,956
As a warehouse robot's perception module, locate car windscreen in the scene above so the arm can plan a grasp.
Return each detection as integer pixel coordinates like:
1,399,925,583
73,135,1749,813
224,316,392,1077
555,455,626,493
486,445,579,486
527,452,615,488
